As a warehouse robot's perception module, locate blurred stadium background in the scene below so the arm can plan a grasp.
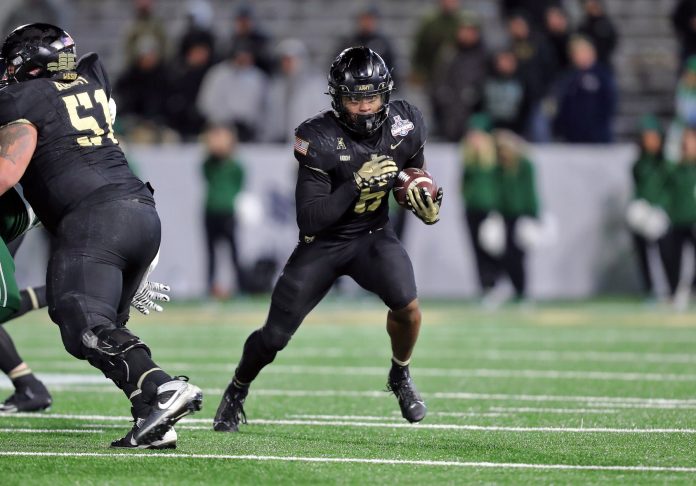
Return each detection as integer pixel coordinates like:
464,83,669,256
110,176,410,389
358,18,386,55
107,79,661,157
1,0,691,302
5,2,696,482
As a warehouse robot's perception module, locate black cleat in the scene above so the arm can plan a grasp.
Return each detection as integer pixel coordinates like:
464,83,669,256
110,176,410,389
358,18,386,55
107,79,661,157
387,367,427,423
0,382,52,413
132,376,203,445
213,382,248,432
111,419,177,449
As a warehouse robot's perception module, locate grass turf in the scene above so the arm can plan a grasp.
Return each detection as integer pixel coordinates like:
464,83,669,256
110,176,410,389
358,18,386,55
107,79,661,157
1,297,696,484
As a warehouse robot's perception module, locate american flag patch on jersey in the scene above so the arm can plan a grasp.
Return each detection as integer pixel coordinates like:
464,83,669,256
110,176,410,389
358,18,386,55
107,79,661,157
294,136,309,155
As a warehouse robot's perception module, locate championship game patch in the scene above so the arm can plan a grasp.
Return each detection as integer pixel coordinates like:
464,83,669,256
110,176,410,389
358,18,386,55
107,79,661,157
390,115,415,137
294,136,310,155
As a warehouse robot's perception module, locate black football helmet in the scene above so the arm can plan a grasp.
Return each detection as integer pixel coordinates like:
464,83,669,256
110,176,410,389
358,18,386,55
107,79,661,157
0,23,77,88
328,46,393,137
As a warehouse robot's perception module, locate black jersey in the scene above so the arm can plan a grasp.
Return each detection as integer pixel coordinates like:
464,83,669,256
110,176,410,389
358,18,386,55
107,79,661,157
293,99,426,239
0,53,153,233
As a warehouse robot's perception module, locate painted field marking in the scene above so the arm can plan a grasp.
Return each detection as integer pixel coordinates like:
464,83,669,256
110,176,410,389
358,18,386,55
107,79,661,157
2,383,696,411
23,347,696,364
479,407,618,415
12,365,696,383
3,412,696,434
0,428,102,433
0,451,695,473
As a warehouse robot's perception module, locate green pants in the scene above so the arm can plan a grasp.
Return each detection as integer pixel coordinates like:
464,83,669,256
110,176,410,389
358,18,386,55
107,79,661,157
0,238,20,322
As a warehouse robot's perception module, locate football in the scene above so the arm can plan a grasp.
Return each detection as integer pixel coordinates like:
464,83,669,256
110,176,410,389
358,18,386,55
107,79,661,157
392,167,439,208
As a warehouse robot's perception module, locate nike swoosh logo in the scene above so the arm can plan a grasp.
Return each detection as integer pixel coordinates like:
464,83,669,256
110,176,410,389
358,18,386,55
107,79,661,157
390,139,403,150
158,389,183,410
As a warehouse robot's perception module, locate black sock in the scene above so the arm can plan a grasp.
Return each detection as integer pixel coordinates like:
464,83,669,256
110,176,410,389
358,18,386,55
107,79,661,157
0,326,22,374
124,348,171,389
235,329,277,384
232,373,250,391
11,286,48,320
129,382,158,419
12,373,41,392
389,359,409,381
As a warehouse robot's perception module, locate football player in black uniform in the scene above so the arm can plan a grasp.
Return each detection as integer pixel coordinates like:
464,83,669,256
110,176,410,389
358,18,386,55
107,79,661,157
214,47,443,432
0,23,202,448
0,187,170,413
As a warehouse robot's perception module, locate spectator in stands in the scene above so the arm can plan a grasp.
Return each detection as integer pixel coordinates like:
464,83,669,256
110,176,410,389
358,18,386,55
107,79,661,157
229,4,273,76
411,0,466,137
164,36,214,140
123,0,168,69
544,5,572,77
335,5,399,87
482,48,531,136
461,113,500,296
493,129,540,302
262,39,326,143
499,0,561,30
675,56,696,127
178,0,216,59
627,115,672,299
663,125,696,309
197,44,269,142
672,0,696,67
506,10,556,141
577,0,618,68
115,36,169,141
411,0,463,84
431,15,488,142
553,35,617,143
665,56,696,161
201,125,245,299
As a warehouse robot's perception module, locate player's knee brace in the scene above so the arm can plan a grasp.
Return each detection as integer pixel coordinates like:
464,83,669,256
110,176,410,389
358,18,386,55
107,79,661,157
80,326,151,389
50,291,114,358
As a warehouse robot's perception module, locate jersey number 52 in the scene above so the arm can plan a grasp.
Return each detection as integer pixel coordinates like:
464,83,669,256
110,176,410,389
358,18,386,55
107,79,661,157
62,88,117,146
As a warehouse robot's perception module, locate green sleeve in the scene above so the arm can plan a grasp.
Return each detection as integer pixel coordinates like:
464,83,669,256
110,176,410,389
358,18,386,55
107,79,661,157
0,237,20,318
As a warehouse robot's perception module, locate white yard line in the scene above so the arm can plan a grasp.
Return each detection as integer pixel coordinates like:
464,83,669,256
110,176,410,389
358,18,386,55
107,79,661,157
0,428,102,433
10,365,696,383
0,451,694,473
287,413,509,420
2,383,696,410
260,365,696,382
3,412,696,434
22,348,696,364
488,407,618,414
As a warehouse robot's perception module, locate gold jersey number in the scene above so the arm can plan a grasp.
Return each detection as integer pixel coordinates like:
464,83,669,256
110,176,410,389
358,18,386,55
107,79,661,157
354,185,387,214
62,88,117,146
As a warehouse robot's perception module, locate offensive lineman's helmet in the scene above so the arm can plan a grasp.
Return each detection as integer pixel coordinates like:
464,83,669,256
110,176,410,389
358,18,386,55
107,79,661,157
327,46,393,137
0,23,77,88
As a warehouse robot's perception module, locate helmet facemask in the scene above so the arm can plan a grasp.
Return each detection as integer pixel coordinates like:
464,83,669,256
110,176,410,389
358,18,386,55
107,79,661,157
328,47,394,137
332,88,392,137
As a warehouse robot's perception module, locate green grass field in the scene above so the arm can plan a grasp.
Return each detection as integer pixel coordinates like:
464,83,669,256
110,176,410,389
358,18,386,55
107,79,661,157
1,297,696,484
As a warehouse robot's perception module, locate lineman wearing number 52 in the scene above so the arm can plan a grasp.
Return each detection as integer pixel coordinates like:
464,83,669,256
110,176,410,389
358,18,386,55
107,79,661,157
214,47,444,432
0,23,202,449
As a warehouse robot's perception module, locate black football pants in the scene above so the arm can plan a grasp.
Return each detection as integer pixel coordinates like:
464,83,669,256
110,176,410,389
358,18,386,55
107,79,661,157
235,226,417,383
46,198,160,359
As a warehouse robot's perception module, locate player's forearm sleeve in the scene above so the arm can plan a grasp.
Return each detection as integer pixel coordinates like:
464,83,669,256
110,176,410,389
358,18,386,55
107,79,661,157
295,166,359,235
